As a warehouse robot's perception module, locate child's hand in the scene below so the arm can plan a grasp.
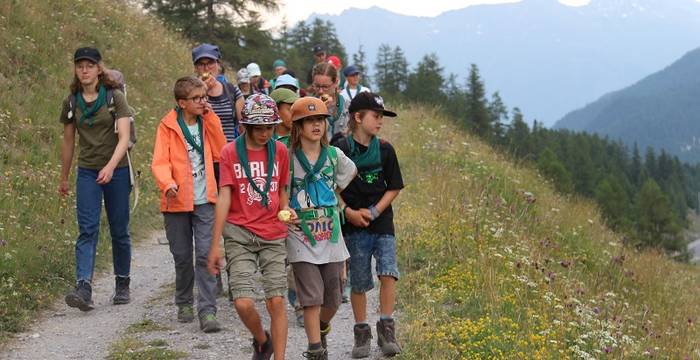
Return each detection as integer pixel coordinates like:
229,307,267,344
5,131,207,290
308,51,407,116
346,208,370,228
358,208,373,222
166,185,178,198
277,207,299,224
58,180,70,197
207,247,224,275
96,165,115,184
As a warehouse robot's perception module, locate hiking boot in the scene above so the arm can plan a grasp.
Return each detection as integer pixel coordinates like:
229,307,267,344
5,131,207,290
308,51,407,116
351,323,372,358
376,318,401,356
177,304,194,323
302,347,328,360
252,330,273,360
199,313,221,333
112,276,130,305
65,280,94,312
320,322,331,349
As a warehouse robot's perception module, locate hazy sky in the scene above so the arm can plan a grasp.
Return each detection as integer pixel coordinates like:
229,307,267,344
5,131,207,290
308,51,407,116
263,0,590,29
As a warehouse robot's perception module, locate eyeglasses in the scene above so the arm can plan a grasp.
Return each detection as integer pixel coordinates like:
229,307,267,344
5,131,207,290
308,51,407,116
313,83,334,91
184,95,208,103
195,60,218,68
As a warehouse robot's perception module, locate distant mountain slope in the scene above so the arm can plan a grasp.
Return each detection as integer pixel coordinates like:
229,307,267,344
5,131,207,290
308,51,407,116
311,0,700,126
555,46,700,162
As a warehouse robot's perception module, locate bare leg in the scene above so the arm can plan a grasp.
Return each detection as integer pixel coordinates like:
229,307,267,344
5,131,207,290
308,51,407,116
320,305,338,323
233,298,266,343
303,305,321,343
350,291,368,323
266,296,288,360
379,276,396,316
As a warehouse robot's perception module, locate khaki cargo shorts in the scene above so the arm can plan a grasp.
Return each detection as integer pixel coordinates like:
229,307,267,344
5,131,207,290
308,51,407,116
223,223,287,300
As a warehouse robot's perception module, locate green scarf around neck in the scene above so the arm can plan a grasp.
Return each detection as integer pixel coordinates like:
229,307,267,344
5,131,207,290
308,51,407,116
175,107,204,154
347,135,382,184
235,134,276,208
294,146,328,187
76,84,107,127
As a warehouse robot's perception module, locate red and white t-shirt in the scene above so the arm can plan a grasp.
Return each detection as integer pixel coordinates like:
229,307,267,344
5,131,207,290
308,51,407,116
219,140,290,240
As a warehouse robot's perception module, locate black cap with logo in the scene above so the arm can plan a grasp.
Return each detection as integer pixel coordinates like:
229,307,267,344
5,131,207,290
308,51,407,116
348,92,397,117
74,47,101,63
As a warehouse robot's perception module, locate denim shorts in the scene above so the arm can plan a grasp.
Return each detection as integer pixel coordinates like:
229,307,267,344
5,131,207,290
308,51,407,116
345,231,399,293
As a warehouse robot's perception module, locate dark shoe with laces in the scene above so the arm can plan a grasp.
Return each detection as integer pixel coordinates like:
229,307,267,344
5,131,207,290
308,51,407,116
177,304,194,323
112,276,130,305
65,280,94,312
351,323,372,358
199,313,221,333
252,330,273,360
302,347,328,360
376,318,401,356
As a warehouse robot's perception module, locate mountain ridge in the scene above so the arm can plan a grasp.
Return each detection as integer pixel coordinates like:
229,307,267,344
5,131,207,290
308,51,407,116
310,0,700,125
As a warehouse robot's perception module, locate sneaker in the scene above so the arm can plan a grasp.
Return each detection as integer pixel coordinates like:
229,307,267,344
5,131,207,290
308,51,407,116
199,313,221,333
65,280,94,312
252,330,273,360
320,322,331,349
302,348,328,360
177,304,194,323
376,318,401,356
112,276,130,305
351,323,372,358
294,306,305,328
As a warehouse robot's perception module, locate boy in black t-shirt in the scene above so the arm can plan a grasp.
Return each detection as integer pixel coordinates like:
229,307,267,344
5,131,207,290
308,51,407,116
332,92,404,358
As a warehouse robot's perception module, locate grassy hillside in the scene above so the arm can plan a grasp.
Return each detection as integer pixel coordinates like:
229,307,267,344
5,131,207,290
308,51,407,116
3,0,700,358
0,0,192,335
388,105,700,358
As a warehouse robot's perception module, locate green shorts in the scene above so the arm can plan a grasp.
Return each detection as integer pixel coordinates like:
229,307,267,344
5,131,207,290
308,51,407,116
223,223,287,300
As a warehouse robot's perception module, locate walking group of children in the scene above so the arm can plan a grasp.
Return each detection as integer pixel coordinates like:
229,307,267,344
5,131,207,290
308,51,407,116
60,44,401,360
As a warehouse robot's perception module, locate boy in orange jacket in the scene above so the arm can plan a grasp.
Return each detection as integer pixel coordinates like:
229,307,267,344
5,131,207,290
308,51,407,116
151,76,226,333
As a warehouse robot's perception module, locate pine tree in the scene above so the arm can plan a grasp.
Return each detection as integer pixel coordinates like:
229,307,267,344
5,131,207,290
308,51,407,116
352,45,371,88
390,46,409,93
488,91,509,144
404,53,445,104
636,179,683,252
465,64,491,138
594,175,630,230
537,147,574,193
505,107,531,158
143,0,278,69
374,44,393,94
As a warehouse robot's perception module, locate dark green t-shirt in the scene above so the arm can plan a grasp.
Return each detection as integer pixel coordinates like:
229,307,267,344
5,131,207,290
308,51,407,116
59,89,132,169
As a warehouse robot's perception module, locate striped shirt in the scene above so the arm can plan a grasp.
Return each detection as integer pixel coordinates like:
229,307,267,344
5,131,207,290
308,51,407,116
209,83,242,142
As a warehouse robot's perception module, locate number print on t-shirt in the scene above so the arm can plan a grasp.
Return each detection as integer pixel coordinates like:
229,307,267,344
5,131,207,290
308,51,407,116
232,161,280,205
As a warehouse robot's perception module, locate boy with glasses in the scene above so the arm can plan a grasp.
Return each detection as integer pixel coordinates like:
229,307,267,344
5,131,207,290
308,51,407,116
151,76,227,332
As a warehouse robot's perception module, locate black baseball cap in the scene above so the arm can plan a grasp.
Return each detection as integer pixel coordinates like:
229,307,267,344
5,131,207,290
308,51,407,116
348,92,397,117
312,44,326,55
74,47,101,63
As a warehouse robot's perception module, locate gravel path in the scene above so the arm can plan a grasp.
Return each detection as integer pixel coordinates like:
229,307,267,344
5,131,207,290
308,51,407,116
2,232,388,359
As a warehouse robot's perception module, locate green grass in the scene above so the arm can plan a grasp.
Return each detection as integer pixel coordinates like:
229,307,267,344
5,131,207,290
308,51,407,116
385,105,700,358
126,318,170,334
108,337,187,360
0,0,192,338
4,0,700,358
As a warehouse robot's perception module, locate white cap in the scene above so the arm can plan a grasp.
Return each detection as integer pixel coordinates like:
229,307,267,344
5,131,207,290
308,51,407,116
246,62,262,77
237,68,250,83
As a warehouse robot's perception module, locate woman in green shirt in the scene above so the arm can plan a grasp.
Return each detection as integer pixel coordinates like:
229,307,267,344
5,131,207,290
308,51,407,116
59,47,133,311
